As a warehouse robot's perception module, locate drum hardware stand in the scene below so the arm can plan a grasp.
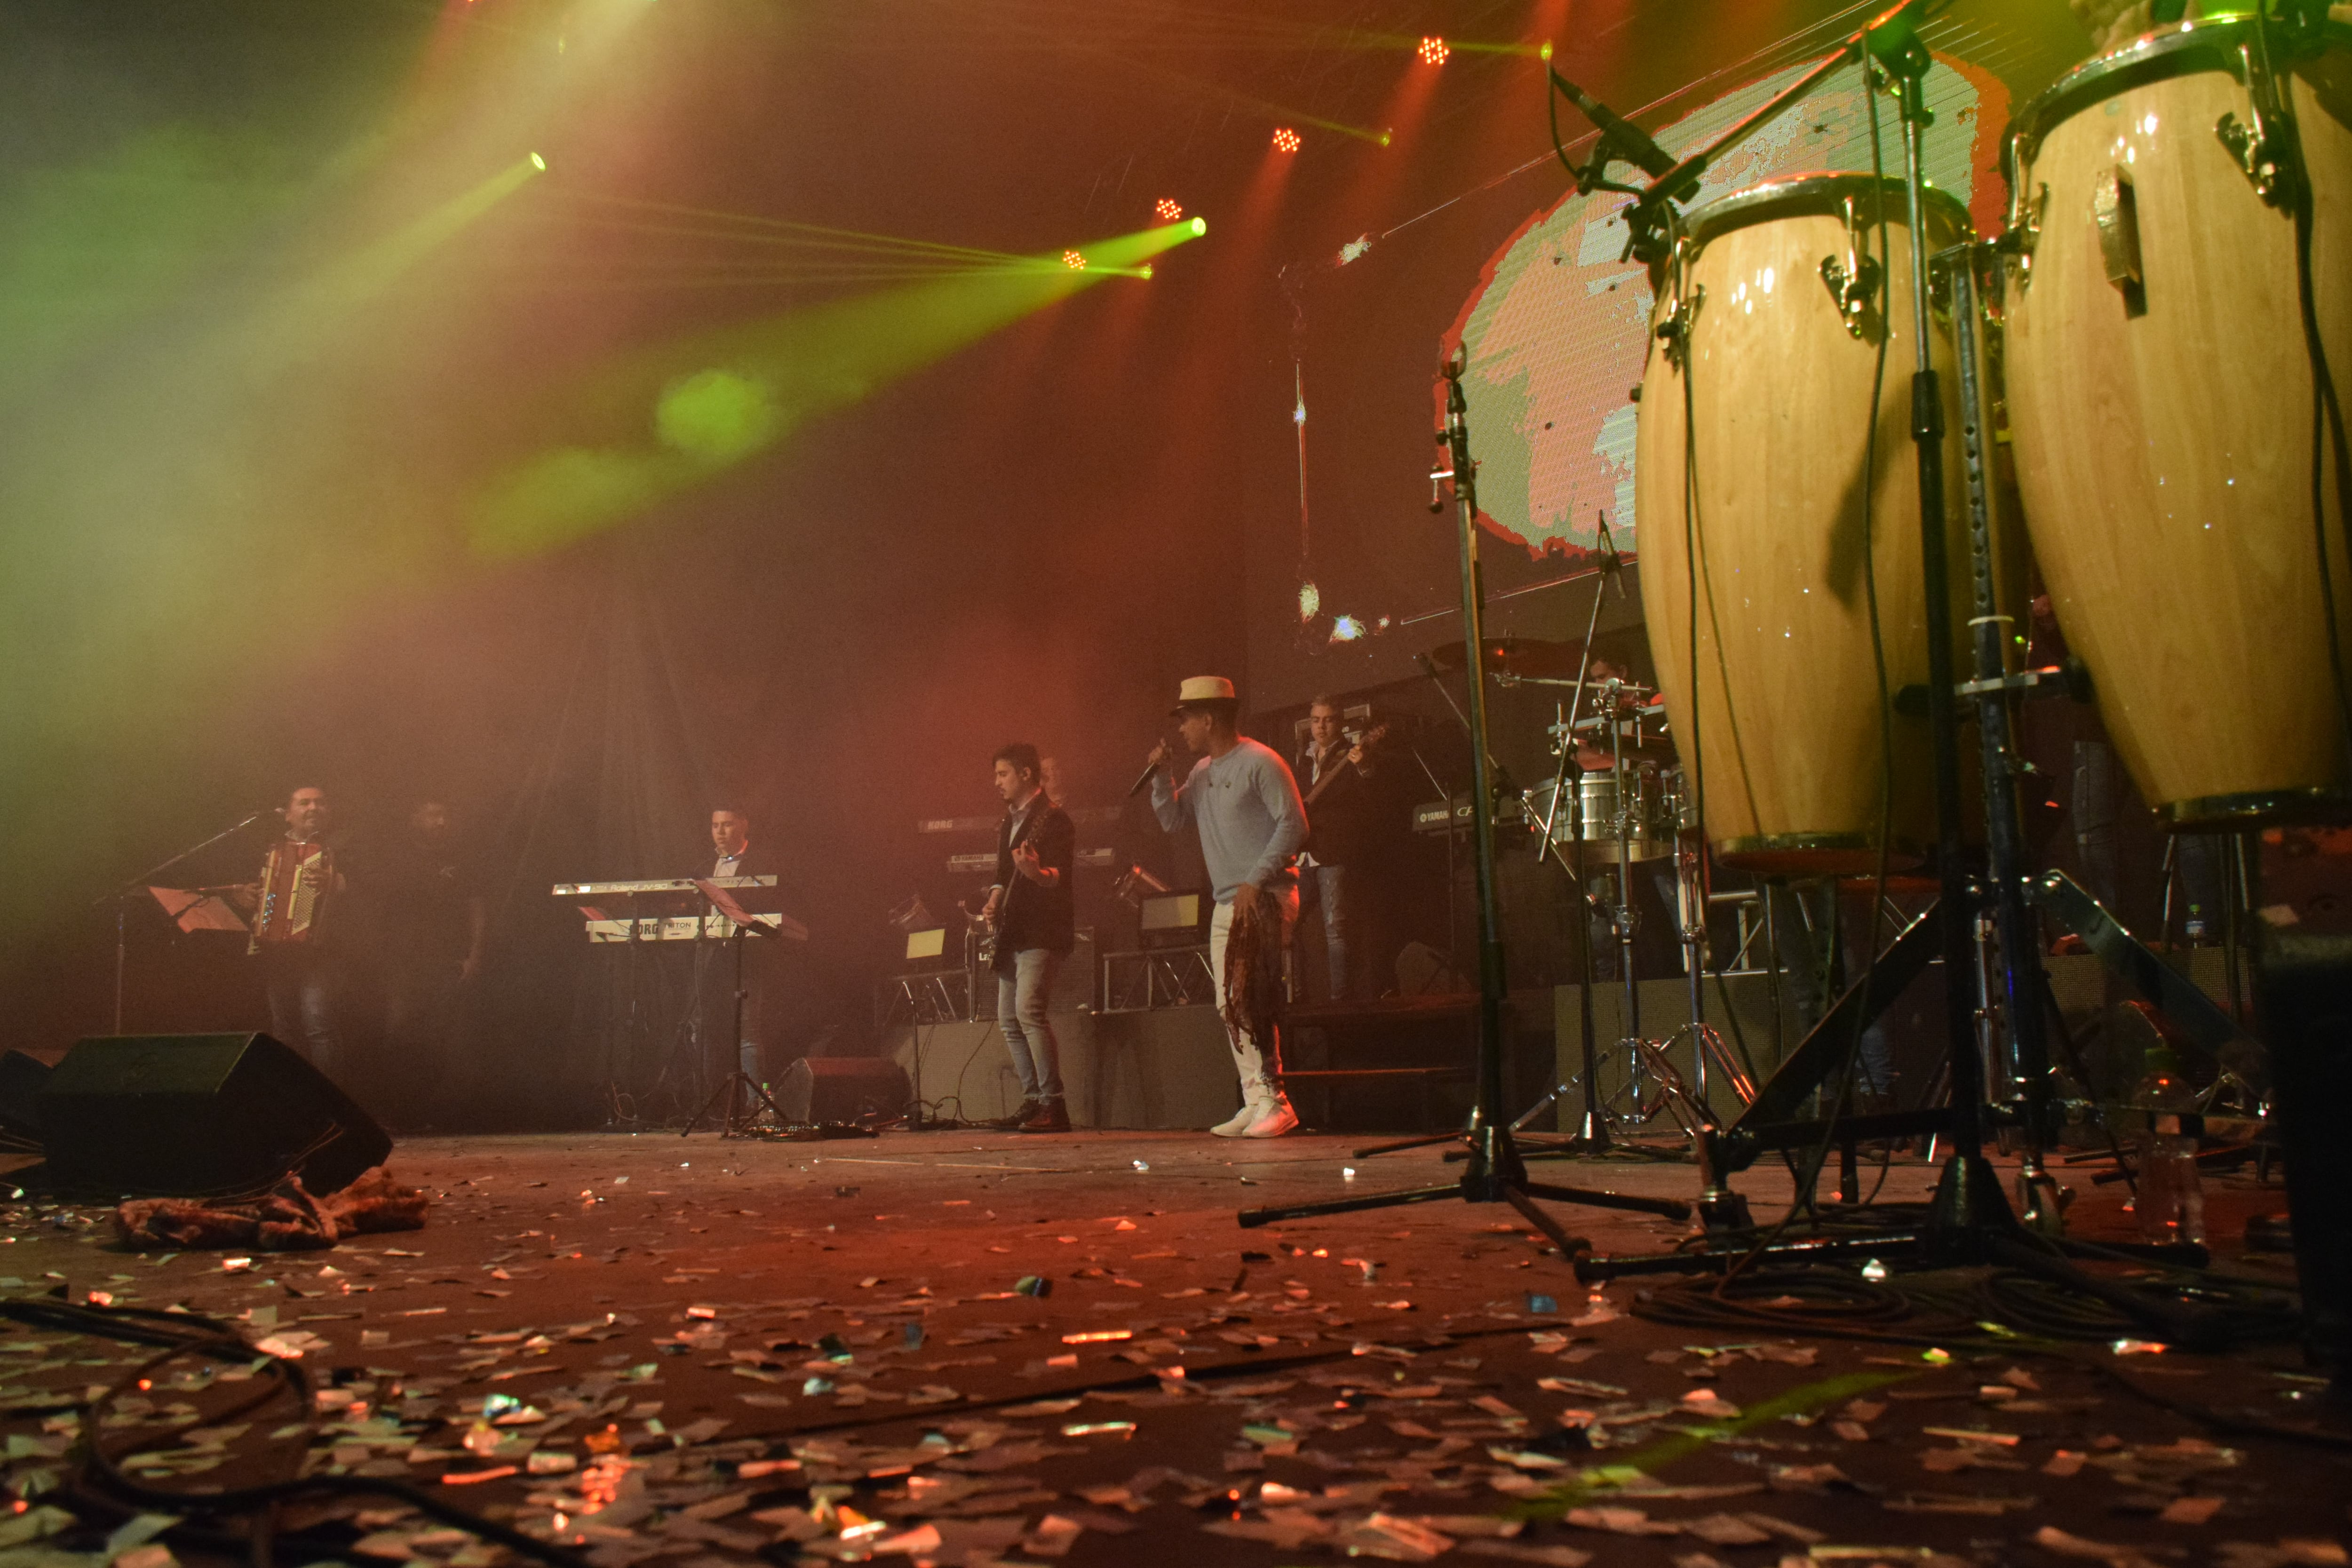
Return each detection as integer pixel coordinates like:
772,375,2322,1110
1239,351,1692,1247
2238,0,2352,1392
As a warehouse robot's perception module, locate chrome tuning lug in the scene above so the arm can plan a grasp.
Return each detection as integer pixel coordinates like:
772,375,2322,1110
1819,194,1883,341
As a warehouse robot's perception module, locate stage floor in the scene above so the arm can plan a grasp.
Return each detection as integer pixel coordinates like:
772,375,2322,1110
0,1131,2341,1567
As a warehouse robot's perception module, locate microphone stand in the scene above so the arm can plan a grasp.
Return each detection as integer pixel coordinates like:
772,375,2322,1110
1608,0,1938,263
97,809,274,1035
1240,351,1690,1248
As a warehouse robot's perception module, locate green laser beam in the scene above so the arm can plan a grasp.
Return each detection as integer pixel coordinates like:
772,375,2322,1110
468,219,1200,556
563,192,1047,265
1505,1368,1917,1520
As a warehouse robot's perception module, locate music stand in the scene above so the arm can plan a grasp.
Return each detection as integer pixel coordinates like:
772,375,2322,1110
96,810,274,1033
681,880,805,1138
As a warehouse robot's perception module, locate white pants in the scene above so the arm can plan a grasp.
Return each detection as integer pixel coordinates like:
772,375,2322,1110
1209,889,1298,1097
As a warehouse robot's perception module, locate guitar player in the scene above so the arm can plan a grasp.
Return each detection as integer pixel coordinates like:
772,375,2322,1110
976,743,1077,1133
1296,698,1384,1003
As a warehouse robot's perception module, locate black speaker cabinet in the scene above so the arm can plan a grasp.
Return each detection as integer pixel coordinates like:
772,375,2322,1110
773,1056,908,1125
37,1034,390,1199
0,1050,52,1140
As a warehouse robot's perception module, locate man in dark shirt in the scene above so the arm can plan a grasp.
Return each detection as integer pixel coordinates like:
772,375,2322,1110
977,743,1076,1133
373,799,486,1122
703,806,780,1082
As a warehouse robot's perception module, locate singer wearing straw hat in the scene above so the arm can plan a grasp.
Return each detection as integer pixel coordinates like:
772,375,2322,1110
1144,676,1309,1138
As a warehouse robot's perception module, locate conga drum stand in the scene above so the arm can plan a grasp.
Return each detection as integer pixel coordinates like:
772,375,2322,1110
1577,18,2245,1350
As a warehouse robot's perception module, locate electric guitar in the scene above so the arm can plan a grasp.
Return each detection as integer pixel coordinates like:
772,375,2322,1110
1303,724,1390,808
964,900,998,968
964,821,1049,967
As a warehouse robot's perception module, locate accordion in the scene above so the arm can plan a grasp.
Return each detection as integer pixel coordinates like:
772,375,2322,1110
250,839,335,954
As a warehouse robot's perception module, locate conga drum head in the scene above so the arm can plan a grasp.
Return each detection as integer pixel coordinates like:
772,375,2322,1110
2003,17,2352,828
1635,172,1981,877
1679,172,1970,251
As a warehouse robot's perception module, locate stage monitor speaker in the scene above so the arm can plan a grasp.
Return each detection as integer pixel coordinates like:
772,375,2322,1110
0,1051,51,1140
774,1057,908,1126
37,1034,390,1199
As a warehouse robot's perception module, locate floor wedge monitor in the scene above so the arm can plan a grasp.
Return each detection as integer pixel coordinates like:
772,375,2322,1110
37,1033,390,1199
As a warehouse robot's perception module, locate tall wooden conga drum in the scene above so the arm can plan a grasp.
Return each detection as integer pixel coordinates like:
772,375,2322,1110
1635,174,1982,876
2003,18,2352,827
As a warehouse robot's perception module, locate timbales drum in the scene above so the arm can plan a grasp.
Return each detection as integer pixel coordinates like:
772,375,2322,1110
2003,17,2352,828
1634,173,1981,875
1524,771,1674,862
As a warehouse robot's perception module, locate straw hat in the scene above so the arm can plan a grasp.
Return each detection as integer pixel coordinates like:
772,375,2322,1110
1169,675,1237,715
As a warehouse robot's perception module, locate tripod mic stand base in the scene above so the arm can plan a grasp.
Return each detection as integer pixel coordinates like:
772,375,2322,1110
683,1071,787,1139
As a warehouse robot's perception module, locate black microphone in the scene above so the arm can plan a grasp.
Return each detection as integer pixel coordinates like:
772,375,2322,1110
1128,759,1162,798
1550,71,1675,180
1595,510,1628,600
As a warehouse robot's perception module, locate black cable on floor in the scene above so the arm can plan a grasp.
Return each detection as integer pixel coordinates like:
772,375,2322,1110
3,1299,594,1568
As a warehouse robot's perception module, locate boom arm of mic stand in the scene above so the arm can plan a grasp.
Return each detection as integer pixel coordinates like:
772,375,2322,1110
1618,0,1936,257
100,809,275,906
1411,653,1514,795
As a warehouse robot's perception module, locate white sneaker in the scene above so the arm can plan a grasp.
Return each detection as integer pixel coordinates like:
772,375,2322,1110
1209,1095,1260,1138
1241,1097,1298,1138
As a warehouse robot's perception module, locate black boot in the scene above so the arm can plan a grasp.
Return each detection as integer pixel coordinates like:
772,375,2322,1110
1017,1098,1072,1134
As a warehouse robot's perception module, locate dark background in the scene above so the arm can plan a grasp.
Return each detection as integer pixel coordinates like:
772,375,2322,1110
0,0,2114,1125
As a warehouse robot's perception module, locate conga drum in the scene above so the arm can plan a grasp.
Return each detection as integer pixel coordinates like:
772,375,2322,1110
1634,173,1986,876
2003,18,2352,827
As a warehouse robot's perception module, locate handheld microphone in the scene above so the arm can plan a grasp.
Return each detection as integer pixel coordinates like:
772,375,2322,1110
1128,759,1162,798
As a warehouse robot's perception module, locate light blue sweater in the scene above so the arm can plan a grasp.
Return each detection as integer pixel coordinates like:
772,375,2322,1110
1151,737,1308,904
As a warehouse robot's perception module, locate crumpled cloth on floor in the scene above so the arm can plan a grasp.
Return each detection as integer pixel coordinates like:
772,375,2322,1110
112,1166,429,1251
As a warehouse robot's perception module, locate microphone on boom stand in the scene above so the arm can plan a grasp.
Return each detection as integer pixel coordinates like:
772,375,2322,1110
1549,70,1677,183
1594,509,1629,600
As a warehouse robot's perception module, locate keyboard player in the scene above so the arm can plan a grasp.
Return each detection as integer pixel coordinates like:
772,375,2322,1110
706,807,779,1080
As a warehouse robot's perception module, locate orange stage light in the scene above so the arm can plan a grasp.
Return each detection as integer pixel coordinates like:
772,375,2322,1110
1418,36,1448,65
1271,127,1301,153
1154,198,1183,222
1061,249,1087,269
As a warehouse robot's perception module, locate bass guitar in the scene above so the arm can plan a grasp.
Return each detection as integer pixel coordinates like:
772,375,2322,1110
1304,723,1389,808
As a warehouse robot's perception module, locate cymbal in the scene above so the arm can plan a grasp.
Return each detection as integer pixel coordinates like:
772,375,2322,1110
1428,637,1583,679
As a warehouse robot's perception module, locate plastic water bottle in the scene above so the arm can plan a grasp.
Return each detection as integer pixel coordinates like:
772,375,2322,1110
2129,1046,2205,1246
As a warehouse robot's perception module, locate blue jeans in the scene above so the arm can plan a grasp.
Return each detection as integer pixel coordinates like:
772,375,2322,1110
1302,862,1355,1000
261,947,341,1082
996,948,1064,1103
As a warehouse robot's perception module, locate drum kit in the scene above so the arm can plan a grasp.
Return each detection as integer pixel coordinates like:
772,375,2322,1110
1474,651,1758,1140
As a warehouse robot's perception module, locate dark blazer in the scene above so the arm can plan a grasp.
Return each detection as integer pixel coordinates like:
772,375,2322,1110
992,798,1076,964
1298,748,1380,867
